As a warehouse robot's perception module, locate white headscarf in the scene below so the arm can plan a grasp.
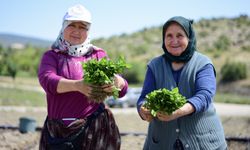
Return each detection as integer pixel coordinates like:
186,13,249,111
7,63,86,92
52,4,93,57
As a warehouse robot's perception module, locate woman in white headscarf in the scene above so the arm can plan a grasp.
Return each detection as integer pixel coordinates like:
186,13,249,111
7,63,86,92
38,4,128,150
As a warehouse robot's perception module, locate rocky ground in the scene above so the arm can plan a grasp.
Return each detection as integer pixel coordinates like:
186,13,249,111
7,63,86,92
0,105,250,150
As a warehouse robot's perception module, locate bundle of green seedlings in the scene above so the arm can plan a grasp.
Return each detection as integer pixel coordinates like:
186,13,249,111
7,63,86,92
83,57,130,103
143,87,186,117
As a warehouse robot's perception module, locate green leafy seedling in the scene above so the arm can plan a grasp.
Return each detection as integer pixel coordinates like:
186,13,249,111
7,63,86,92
144,87,186,117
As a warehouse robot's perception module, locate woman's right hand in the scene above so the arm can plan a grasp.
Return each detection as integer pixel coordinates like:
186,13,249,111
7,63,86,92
75,79,107,102
75,79,93,97
139,106,153,122
57,78,93,96
57,78,106,100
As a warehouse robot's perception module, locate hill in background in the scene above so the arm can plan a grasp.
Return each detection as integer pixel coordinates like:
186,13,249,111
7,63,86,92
1,15,250,95
92,15,250,80
92,15,250,66
0,33,52,49
91,15,250,95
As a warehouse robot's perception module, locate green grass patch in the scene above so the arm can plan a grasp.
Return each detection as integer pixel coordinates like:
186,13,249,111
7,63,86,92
0,76,40,86
0,87,46,106
0,83,250,106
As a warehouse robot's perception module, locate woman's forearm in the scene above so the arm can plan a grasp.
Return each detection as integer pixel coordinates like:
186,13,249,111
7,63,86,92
57,78,79,93
57,78,90,94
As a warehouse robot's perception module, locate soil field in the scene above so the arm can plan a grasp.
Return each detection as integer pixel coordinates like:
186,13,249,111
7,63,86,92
0,106,249,150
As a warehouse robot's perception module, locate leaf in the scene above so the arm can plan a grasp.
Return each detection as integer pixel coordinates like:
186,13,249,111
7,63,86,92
82,57,130,102
143,87,186,116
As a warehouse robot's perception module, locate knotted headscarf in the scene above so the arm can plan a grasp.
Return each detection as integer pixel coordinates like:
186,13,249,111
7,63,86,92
51,4,93,57
162,16,196,62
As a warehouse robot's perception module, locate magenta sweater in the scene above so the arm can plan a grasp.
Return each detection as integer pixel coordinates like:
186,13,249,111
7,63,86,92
38,48,128,120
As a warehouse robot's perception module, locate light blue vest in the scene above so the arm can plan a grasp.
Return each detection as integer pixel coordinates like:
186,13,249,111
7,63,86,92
144,52,227,150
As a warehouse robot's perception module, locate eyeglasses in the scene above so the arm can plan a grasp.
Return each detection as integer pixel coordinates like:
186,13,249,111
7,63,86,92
173,138,184,150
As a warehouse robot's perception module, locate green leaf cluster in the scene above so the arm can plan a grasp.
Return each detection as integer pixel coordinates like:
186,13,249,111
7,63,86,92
83,56,130,85
82,57,130,102
143,87,186,117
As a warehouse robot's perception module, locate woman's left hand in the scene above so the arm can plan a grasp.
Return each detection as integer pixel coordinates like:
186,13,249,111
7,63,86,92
114,74,125,90
156,103,195,122
156,110,180,122
102,74,125,93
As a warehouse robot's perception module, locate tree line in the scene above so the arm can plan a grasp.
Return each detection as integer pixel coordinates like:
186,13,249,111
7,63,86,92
1,15,249,83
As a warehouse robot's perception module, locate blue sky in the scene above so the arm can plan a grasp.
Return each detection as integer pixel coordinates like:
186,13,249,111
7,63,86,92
1,0,249,41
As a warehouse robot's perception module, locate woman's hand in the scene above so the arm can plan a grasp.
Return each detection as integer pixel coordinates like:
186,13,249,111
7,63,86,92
57,78,93,97
57,78,108,102
156,110,180,122
76,80,108,102
156,103,195,122
139,106,153,122
75,79,93,97
102,74,125,93
75,75,126,102
114,74,125,90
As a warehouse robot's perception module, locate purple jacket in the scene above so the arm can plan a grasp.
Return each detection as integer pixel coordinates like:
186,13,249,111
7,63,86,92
38,47,128,120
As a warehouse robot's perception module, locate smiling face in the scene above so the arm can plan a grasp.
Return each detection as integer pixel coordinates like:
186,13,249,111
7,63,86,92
164,22,189,56
63,22,89,45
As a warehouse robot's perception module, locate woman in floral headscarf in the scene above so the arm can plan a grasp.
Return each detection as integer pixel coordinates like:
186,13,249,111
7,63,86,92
38,4,127,150
137,16,227,150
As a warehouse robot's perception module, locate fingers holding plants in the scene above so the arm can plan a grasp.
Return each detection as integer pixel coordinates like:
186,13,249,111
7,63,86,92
140,106,151,114
143,87,186,120
100,84,114,93
156,111,179,122
87,85,109,103
156,111,169,121
140,106,153,122
114,74,125,90
76,81,93,97
87,84,119,103
82,57,130,103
